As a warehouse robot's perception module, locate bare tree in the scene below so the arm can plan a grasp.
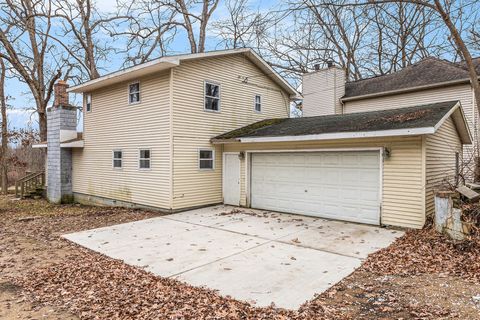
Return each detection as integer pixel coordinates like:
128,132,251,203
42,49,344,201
116,0,179,65
0,58,7,194
321,0,480,114
0,0,67,141
160,0,220,53
51,0,134,79
212,0,268,49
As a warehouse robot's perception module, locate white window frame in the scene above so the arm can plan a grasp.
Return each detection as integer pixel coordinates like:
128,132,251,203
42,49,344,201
138,148,151,170
112,149,123,169
204,81,221,112
128,81,141,105
85,93,92,113
198,148,215,170
254,94,262,113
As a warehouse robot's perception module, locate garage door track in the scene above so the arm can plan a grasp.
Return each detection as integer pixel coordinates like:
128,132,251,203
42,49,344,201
63,205,403,309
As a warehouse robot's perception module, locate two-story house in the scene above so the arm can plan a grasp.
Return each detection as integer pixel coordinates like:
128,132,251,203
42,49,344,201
40,49,473,230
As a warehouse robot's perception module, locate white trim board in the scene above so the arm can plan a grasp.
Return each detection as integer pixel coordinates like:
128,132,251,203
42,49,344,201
235,127,435,144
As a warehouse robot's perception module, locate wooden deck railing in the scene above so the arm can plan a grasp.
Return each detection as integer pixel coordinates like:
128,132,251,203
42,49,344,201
15,171,45,198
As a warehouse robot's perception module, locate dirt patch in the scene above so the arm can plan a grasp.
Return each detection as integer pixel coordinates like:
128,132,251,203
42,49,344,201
0,196,162,320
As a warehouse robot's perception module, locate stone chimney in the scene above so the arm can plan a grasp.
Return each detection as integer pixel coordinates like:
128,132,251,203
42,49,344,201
302,63,346,117
47,81,77,203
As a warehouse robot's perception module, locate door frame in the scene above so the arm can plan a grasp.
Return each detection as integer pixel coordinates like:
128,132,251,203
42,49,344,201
246,147,384,225
222,152,241,205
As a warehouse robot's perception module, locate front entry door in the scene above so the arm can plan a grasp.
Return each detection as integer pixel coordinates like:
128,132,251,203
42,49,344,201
223,153,241,205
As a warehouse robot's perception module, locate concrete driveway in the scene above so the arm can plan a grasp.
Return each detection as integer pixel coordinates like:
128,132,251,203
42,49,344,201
63,205,403,309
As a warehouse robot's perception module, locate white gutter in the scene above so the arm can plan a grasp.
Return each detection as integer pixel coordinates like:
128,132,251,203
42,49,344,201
212,127,436,144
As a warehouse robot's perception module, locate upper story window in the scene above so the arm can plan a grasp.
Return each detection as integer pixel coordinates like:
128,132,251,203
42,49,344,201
204,81,220,112
85,94,92,112
113,150,123,168
254,95,262,113
139,149,151,169
199,149,214,170
129,82,140,104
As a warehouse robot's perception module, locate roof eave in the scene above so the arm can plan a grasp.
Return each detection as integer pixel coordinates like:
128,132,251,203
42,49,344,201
213,127,436,144
342,78,472,102
68,59,180,93
67,48,299,98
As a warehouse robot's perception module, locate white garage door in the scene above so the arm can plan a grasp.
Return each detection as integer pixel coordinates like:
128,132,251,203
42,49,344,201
250,151,381,225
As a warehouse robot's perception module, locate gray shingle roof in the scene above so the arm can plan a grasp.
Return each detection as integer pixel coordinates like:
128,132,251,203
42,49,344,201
213,101,459,141
344,57,480,99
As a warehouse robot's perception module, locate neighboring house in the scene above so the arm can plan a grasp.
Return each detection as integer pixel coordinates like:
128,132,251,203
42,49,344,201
37,50,474,230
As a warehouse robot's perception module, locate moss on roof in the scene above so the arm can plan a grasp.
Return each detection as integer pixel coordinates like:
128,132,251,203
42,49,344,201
213,101,459,141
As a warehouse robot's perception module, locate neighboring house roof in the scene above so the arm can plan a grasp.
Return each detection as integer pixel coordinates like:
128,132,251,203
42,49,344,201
68,48,299,98
343,57,480,101
212,101,471,144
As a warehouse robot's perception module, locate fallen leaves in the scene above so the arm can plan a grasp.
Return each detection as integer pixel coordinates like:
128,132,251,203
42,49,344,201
15,246,340,320
360,228,480,283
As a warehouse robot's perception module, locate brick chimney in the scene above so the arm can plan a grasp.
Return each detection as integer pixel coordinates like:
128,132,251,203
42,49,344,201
47,80,77,204
53,80,69,107
302,62,346,117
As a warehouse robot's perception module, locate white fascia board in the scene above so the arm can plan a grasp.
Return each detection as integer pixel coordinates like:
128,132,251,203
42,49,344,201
68,59,180,93
32,143,47,149
61,140,84,148
238,127,435,143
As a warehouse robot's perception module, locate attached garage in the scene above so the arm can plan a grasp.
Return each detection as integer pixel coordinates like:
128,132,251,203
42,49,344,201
250,151,381,225
213,101,472,229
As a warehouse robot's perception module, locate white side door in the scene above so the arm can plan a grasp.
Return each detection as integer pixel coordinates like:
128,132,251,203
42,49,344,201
223,153,241,205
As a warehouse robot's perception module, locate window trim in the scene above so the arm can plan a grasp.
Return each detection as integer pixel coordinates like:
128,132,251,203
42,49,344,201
112,149,123,169
254,94,262,113
128,81,141,105
138,148,152,170
85,93,92,113
204,80,221,112
198,148,215,170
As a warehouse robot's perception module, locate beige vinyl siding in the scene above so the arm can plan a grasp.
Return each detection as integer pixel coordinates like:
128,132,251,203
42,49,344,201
171,54,290,210
425,117,463,216
344,84,476,179
224,136,425,229
72,71,171,209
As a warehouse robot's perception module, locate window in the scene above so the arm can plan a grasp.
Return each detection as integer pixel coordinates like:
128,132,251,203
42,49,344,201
139,149,151,169
85,94,92,112
199,149,214,169
254,95,262,112
204,82,220,111
113,150,122,168
129,82,140,104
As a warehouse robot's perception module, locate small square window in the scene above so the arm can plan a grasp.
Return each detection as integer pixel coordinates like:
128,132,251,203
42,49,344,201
85,94,92,112
254,95,261,112
139,149,151,169
113,150,122,168
199,149,214,169
129,82,140,104
204,82,220,111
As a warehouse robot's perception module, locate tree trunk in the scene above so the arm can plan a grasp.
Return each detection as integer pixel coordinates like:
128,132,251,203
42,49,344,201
38,106,47,142
0,59,8,194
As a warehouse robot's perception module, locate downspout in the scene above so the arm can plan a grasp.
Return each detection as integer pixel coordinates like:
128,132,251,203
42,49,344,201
168,68,174,211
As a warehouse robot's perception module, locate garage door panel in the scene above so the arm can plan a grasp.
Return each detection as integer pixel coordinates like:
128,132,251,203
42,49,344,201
251,151,381,225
